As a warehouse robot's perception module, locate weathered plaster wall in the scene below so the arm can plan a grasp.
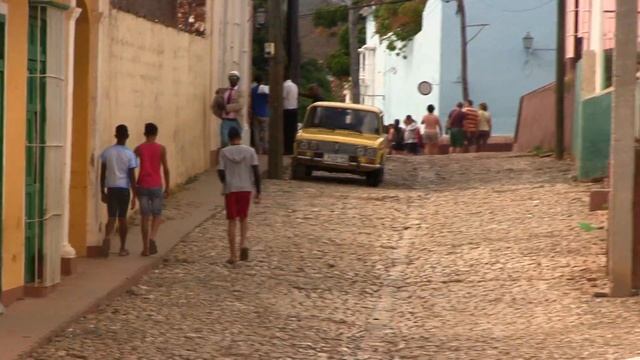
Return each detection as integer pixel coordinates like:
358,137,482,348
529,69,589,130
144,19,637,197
82,9,213,248
365,0,556,134
364,1,443,122
513,81,574,153
103,10,211,182
81,0,253,249
2,0,28,295
440,0,556,135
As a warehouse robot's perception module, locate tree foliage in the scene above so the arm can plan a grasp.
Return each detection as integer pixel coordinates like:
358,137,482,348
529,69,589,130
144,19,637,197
312,5,348,29
298,58,335,120
374,0,427,54
312,3,366,78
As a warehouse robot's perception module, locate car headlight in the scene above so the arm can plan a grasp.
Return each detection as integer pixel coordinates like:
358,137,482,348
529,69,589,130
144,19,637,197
356,147,366,157
299,141,309,151
366,148,378,158
309,141,319,151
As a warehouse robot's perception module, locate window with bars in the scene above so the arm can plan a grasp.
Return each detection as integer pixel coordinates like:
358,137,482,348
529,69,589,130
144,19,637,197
110,0,207,36
25,3,66,286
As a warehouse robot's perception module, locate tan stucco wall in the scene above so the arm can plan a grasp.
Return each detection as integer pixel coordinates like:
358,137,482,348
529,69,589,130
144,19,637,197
2,0,28,293
68,0,253,249
101,10,212,182
85,5,218,247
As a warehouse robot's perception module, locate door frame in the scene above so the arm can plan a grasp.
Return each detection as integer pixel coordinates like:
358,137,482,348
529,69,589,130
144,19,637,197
0,5,7,294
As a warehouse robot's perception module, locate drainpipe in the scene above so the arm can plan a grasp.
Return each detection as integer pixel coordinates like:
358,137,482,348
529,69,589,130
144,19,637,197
61,3,82,259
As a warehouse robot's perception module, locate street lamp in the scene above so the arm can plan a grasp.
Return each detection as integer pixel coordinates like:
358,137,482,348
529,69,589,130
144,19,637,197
522,32,534,52
522,31,555,54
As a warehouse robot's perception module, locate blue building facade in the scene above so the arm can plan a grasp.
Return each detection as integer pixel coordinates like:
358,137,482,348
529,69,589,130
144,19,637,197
360,0,557,135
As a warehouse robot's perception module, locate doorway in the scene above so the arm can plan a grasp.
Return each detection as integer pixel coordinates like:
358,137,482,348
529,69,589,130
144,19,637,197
0,13,6,292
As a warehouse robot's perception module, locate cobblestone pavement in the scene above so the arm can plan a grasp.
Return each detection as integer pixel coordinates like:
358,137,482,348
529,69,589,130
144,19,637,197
26,154,640,359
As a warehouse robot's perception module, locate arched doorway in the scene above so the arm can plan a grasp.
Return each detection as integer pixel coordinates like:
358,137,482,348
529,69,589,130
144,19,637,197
68,0,90,256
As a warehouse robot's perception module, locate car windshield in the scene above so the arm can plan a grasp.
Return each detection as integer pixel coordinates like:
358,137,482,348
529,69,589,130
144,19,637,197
304,106,381,135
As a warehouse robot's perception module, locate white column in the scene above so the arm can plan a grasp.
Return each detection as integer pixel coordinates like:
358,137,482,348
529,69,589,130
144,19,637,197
608,0,637,297
61,6,82,259
590,0,604,91
43,6,67,286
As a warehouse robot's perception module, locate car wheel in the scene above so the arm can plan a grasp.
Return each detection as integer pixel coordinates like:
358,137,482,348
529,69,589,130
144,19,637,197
366,168,384,187
291,163,308,180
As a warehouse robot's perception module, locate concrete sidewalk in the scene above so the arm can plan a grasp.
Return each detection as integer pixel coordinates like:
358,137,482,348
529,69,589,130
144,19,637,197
0,156,279,360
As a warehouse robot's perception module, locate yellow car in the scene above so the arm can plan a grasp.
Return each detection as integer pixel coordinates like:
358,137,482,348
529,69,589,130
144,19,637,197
291,102,386,187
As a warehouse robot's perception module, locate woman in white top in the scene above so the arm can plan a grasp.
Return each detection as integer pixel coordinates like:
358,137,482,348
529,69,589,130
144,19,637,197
477,102,492,152
403,116,420,155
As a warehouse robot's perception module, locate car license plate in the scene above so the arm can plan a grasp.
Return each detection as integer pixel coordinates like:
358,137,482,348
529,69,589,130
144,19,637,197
323,153,349,164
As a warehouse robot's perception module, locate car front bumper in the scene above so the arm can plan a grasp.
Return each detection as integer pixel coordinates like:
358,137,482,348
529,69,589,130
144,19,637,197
292,155,382,173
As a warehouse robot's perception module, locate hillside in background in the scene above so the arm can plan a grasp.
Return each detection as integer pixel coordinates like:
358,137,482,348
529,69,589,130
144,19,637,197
300,0,340,61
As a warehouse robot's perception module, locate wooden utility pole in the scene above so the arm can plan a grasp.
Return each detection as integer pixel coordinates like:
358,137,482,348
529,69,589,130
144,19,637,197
456,0,470,101
348,0,361,104
608,0,637,297
555,0,566,160
268,0,285,179
286,0,301,84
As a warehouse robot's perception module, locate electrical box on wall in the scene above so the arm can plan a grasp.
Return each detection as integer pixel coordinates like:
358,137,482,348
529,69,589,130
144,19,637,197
264,42,275,58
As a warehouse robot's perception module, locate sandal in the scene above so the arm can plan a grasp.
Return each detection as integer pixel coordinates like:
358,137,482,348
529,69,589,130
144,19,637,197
149,240,158,255
119,249,130,257
240,247,249,261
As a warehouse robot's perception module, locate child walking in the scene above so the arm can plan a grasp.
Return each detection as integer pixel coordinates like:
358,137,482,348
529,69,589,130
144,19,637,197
217,127,261,265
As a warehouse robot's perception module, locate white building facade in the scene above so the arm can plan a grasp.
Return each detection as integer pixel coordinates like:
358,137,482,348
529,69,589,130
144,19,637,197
360,0,557,135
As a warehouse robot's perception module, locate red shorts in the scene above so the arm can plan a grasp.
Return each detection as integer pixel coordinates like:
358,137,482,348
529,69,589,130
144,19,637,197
225,191,252,220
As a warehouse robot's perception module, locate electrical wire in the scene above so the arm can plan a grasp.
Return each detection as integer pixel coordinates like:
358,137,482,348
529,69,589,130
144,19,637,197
476,0,555,13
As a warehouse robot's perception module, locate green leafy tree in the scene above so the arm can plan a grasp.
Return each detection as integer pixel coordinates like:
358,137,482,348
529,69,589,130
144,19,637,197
298,58,335,121
312,4,348,29
374,0,427,54
312,3,365,78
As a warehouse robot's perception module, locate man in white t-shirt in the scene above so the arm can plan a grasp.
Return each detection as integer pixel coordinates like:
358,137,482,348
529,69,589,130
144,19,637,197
100,125,137,257
217,127,261,265
283,77,299,155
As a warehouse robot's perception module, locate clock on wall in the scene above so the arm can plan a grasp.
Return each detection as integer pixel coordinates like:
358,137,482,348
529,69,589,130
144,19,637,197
418,81,433,96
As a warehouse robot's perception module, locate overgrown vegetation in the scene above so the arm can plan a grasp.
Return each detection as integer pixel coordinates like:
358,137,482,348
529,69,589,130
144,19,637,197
298,59,335,121
374,0,427,54
312,4,365,78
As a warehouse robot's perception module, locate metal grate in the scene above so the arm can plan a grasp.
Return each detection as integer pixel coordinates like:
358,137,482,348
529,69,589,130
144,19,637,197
315,141,360,156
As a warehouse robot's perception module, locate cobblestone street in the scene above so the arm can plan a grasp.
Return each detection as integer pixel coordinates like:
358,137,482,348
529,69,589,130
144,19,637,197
26,154,640,359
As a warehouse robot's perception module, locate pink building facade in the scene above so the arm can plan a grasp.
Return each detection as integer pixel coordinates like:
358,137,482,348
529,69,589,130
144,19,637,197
567,0,640,58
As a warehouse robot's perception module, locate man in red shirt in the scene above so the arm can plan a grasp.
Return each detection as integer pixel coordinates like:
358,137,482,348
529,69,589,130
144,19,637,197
135,123,171,256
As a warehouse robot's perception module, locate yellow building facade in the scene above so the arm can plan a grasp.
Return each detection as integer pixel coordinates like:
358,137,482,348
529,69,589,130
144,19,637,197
1,0,253,307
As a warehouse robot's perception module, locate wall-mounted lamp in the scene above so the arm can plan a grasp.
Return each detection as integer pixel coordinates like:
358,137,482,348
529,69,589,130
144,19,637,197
522,32,534,51
522,32,556,54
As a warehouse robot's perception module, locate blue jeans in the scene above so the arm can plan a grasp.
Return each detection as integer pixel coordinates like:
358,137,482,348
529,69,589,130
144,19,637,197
137,187,163,216
221,118,242,147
